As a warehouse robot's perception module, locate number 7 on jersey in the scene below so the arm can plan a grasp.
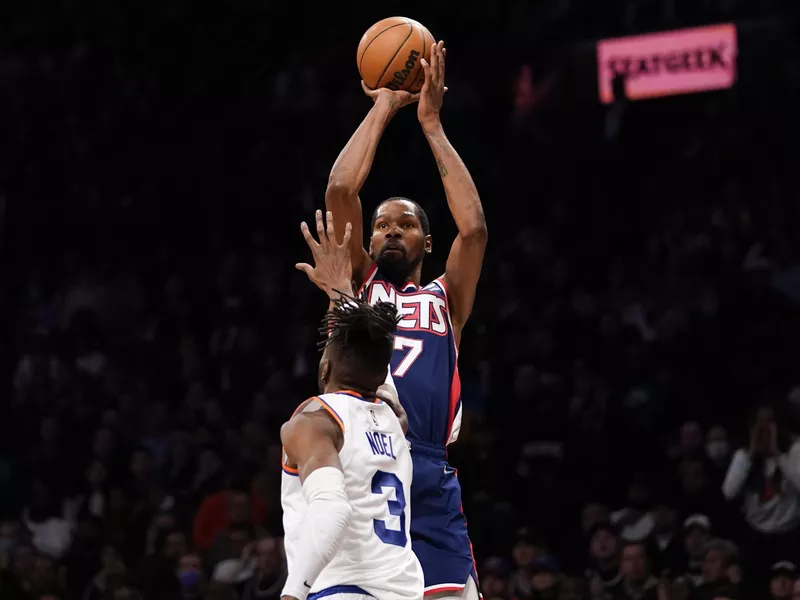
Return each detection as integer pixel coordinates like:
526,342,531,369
392,336,423,377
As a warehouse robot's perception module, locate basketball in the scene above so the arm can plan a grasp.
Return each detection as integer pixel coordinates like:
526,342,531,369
357,17,434,93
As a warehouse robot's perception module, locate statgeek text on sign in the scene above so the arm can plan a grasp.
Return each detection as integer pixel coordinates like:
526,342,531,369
597,23,737,104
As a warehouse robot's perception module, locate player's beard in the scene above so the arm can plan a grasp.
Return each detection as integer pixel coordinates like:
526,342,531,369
375,249,423,289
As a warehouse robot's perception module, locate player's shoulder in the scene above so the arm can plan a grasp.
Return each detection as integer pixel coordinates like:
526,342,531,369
281,395,349,439
421,276,447,298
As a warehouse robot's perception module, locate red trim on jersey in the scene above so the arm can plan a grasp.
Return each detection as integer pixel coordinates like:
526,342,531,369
433,277,449,313
455,468,480,593
358,263,378,294
446,365,462,444
424,586,466,596
435,276,462,445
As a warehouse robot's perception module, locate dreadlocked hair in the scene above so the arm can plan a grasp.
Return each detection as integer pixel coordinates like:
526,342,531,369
319,293,399,356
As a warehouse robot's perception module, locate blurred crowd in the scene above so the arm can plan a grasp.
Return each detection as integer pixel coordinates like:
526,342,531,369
2,1,800,600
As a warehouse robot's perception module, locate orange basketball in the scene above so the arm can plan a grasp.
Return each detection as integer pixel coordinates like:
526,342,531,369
357,17,434,93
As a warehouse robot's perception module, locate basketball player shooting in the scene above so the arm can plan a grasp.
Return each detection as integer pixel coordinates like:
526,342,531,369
281,237,423,600
306,41,487,600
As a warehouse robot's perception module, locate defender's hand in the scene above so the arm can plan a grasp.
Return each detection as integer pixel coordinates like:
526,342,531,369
418,41,448,129
296,210,354,298
377,381,408,435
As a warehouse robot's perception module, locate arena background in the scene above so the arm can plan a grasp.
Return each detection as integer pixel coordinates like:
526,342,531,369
1,1,800,599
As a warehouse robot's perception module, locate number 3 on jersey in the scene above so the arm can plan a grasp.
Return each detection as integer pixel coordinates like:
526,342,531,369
392,336,423,377
371,470,407,547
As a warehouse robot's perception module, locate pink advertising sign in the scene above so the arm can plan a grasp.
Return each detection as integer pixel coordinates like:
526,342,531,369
597,23,737,103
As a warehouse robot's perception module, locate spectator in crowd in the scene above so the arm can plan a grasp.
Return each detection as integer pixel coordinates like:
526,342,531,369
132,527,186,599
177,550,208,599
651,503,681,574
511,529,549,599
192,476,266,556
612,479,655,543
705,427,732,483
722,405,800,575
670,422,705,464
481,557,515,600
586,523,622,599
681,515,713,586
523,555,561,600
240,535,285,600
769,562,797,600
82,545,127,600
22,481,72,560
616,541,658,600
694,539,741,600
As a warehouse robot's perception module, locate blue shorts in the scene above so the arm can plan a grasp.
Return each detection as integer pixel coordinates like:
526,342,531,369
309,586,372,600
409,440,478,595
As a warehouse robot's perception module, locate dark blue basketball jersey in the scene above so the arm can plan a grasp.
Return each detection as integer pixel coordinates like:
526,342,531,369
359,264,462,448
360,264,479,594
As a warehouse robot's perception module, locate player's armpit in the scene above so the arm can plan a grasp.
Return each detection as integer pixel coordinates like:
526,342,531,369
280,410,345,483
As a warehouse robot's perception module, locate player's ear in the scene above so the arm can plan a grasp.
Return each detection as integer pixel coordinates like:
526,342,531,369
424,235,432,254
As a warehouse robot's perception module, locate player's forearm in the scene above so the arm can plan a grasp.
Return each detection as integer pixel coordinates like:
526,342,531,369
327,279,356,303
282,468,352,600
327,99,397,197
422,122,487,239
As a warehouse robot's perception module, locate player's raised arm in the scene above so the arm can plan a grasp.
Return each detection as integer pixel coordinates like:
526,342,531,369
326,85,417,283
279,409,351,600
418,42,487,343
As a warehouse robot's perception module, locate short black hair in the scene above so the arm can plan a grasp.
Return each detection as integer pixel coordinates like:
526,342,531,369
319,295,399,384
370,197,431,236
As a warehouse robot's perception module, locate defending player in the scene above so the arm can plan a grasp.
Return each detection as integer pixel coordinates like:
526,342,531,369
281,219,423,600
318,41,487,600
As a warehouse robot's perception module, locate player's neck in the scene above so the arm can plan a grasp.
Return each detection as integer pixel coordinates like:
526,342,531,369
378,261,423,290
389,273,421,291
409,265,422,287
323,379,374,399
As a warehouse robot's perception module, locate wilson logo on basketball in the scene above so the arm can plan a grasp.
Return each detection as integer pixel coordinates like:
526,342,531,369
386,50,420,91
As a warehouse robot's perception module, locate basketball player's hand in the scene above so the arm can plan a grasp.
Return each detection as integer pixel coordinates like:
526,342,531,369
361,81,419,111
296,210,354,299
418,41,448,129
378,381,408,435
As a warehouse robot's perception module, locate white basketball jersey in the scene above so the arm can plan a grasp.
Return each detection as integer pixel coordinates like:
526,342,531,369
281,391,423,600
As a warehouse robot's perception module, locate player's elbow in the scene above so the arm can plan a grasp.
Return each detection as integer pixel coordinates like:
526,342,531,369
326,175,357,204
461,219,488,244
